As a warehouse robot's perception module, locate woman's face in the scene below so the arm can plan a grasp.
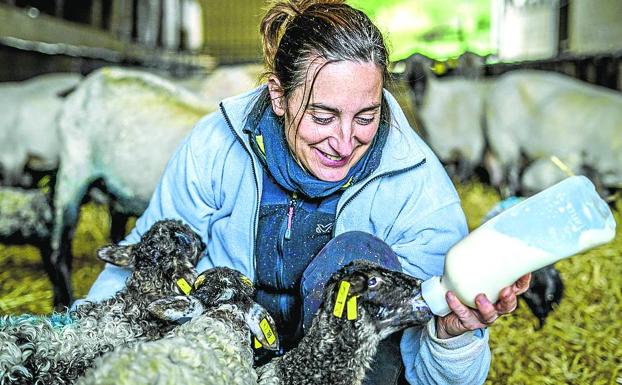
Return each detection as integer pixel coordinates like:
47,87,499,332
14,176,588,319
268,61,383,182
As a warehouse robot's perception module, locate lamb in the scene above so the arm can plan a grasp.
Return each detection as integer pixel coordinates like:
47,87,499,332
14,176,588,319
0,219,205,385
76,266,279,385
257,260,433,385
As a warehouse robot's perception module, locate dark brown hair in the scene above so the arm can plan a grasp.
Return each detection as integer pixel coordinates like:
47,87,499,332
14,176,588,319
259,0,391,126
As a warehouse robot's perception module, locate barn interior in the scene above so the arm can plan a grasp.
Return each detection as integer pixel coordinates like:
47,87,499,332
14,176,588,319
0,1,621,384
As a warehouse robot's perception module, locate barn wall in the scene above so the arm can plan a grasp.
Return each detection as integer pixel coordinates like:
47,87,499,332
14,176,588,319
569,0,622,55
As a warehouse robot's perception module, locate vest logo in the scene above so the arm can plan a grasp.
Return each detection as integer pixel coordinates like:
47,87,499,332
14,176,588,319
315,223,333,234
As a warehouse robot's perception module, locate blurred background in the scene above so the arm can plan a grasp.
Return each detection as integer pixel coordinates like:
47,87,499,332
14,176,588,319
0,1,620,384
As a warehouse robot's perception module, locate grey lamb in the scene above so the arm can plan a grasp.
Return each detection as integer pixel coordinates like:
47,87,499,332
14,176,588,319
76,266,279,385
257,260,434,385
0,219,204,385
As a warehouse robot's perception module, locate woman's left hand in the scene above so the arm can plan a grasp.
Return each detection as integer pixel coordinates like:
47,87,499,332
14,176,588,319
435,273,532,339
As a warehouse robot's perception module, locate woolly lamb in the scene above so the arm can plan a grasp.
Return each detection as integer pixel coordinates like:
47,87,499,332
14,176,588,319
77,266,279,385
0,219,204,385
257,260,433,385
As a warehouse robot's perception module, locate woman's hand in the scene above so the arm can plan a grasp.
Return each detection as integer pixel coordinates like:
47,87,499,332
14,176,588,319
435,273,532,339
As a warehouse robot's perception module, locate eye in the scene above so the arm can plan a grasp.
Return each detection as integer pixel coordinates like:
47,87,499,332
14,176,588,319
311,115,334,125
367,277,378,288
355,116,375,125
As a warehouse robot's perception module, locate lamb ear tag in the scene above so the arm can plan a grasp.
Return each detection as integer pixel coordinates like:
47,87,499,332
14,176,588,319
240,275,253,287
346,296,358,320
193,274,206,289
253,337,262,349
333,280,350,318
176,278,192,295
259,318,277,346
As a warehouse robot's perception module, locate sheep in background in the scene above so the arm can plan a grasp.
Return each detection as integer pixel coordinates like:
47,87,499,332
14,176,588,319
77,267,279,385
0,73,81,187
0,219,204,385
485,70,622,196
257,260,433,385
418,75,490,182
48,66,210,308
175,63,262,107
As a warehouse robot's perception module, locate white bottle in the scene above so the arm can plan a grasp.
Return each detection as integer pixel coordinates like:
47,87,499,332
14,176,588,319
422,176,617,317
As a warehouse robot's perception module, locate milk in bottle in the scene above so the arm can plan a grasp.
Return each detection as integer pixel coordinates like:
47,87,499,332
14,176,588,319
421,176,617,317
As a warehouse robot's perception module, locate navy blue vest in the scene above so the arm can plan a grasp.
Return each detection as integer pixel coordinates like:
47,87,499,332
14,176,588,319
254,172,341,352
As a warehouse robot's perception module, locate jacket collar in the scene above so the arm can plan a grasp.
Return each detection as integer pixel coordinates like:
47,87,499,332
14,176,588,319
219,84,426,180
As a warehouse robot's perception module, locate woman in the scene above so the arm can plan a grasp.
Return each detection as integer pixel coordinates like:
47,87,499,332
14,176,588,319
83,1,530,384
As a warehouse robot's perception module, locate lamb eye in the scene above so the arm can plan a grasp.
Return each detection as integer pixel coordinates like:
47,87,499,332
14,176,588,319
368,277,378,288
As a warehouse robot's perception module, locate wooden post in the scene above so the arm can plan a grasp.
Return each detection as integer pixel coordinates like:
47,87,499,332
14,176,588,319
109,0,133,41
91,0,103,29
137,0,161,48
55,0,64,18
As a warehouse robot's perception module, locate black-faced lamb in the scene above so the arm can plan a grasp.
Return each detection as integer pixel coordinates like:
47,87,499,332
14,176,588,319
0,219,204,385
76,266,279,385
257,260,433,385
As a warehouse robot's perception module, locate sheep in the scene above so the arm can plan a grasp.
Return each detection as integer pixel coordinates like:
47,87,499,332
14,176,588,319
417,74,491,182
0,73,81,187
485,70,622,196
76,266,279,385
0,219,205,385
47,66,210,308
257,260,433,385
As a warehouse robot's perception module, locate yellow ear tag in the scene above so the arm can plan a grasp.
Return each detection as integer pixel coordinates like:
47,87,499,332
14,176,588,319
240,275,253,287
176,278,192,295
193,274,206,290
346,295,358,320
253,337,262,349
259,318,276,345
333,280,350,318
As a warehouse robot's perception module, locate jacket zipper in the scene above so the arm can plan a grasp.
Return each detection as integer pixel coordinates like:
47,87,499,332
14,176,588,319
219,103,260,280
332,159,427,237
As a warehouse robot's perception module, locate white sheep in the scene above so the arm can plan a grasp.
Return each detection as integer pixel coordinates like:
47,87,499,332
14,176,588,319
418,74,491,182
485,70,622,195
76,266,279,385
0,219,204,385
0,73,81,186
48,66,210,307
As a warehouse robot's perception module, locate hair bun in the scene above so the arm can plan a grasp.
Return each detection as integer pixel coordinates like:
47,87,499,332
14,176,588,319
260,0,347,72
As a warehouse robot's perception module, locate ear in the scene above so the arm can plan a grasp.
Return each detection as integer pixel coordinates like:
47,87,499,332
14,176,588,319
267,75,285,117
97,244,134,267
147,296,205,323
244,302,280,351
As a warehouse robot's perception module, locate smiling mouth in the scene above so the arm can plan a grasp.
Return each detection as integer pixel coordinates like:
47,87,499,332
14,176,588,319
318,149,345,161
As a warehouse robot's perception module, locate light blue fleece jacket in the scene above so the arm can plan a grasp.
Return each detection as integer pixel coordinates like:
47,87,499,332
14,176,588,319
83,85,491,384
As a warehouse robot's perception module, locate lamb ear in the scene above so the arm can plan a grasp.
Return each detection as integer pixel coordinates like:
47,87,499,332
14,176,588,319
97,244,134,267
244,302,280,351
147,296,205,323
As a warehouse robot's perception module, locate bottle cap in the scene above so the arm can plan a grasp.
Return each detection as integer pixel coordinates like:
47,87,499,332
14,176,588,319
421,276,451,317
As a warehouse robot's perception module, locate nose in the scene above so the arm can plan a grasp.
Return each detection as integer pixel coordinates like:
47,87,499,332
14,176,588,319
328,121,355,156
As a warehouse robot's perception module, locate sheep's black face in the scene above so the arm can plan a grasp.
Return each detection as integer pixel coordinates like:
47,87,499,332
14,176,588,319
97,219,205,295
192,267,255,307
521,265,564,328
325,260,433,339
148,266,280,350
135,220,205,294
